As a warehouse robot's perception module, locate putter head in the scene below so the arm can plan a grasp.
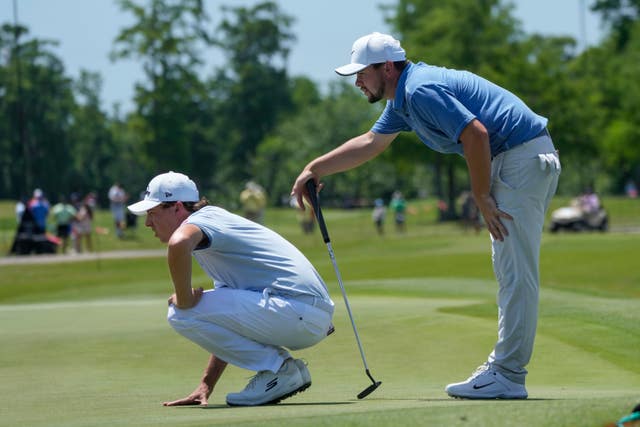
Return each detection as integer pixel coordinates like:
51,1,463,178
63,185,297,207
357,381,382,399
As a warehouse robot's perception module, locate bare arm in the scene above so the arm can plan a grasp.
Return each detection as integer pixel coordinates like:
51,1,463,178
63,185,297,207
167,223,205,309
163,354,228,406
460,119,512,241
291,131,398,208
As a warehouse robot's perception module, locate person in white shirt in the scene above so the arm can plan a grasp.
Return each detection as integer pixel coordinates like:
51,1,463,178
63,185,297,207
128,171,334,407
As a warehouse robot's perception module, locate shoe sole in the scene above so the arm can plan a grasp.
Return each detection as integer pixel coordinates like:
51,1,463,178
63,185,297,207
226,382,312,407
447,392,528,400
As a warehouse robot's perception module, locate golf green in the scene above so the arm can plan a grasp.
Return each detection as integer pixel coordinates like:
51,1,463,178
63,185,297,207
1,277,637,426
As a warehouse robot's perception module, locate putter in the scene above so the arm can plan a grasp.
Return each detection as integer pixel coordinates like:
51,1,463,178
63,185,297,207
305,179,382,399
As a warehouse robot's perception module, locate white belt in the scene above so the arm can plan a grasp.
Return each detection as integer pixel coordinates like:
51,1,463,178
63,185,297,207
292,293,334,314
262,288,334,314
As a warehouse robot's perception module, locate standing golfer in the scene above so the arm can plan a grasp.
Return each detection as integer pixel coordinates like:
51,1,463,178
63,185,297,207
128,171,334,406
291,32,560,400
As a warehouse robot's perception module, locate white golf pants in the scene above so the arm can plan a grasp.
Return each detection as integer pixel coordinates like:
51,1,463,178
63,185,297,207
167,288,333,373
488,132,560,384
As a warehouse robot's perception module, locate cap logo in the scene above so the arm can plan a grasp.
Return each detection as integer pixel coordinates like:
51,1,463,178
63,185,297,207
129,172,198,215
144,189,173,199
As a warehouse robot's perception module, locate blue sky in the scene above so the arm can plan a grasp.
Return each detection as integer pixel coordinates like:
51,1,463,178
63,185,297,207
2,0,604,112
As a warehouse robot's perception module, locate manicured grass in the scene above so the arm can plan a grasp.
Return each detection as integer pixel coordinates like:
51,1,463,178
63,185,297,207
0,198,639,426
1,291,638,426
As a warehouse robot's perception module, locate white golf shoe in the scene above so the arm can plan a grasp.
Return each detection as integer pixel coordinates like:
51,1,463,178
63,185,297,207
226,358,309,406
294,359,312,388
445,364,528,399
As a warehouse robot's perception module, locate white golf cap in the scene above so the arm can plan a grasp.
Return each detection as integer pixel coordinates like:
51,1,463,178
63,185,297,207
127,171,199,215
335,32,406,76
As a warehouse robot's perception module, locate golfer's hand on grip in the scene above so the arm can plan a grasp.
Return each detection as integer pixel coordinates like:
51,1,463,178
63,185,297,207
291,170,323,210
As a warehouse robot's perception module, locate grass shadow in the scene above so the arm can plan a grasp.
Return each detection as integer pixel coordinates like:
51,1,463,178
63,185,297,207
184,401,357,410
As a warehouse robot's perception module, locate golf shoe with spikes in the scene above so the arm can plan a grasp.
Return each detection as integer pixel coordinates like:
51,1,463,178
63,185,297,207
226,358,309,406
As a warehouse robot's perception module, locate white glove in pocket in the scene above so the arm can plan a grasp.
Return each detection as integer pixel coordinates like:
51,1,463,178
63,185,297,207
538,152,561,173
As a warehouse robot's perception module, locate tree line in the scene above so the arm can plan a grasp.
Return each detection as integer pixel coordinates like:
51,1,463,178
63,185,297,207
1,0,639,213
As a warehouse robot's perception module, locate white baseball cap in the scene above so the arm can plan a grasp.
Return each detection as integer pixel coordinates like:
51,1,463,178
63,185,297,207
127,171,199,215
335,32,406,76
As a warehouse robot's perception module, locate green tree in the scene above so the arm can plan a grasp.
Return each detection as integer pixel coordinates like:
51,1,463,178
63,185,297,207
253,82,389,206
592,0,640,50
595,20,640,191
112,0,213,177
489,33,601,194
211,1,296,189
67,71,122,202
0,24,75,199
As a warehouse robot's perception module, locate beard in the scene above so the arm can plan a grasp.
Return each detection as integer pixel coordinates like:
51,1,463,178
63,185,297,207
366,80,385,103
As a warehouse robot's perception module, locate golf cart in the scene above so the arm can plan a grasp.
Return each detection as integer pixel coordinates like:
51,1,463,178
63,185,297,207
549,197,609,233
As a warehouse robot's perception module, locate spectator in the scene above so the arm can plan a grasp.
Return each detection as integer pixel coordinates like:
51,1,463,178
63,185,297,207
27,188,50,233
625,180,638,198
578,187,601,215
240,181,267,224
73,195,94,253
51,196,77,254
460,191,482,233
290,195,315,234
372,198,386,235
108,183,127,238
15,197,26,224
390,191,407,233
85,191,98,209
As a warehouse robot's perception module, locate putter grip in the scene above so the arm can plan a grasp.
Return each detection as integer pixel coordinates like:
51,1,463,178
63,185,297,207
305,179,331,243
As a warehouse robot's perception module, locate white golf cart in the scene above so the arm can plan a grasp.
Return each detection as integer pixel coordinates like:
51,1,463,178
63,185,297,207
549,197,609,233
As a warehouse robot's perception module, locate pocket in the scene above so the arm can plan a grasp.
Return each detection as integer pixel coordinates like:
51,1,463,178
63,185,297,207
492,153,520,191
292,303,331,337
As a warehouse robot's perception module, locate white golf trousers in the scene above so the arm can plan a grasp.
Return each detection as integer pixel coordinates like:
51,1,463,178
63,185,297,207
167,288,333,373
488,132,560,384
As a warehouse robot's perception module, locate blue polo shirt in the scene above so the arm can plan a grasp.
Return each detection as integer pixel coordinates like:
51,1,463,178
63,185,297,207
371,62,547,156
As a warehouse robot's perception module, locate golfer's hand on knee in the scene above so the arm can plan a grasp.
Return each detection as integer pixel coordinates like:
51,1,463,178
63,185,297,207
476,194,513,241
163,382,212,406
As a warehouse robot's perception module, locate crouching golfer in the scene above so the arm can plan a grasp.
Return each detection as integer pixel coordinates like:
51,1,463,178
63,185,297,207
128,171,334,406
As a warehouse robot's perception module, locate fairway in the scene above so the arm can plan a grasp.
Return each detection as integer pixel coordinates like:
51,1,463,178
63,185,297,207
1,277,638,427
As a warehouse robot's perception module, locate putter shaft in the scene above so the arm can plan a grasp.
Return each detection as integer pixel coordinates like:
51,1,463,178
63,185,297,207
304,179,381,399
